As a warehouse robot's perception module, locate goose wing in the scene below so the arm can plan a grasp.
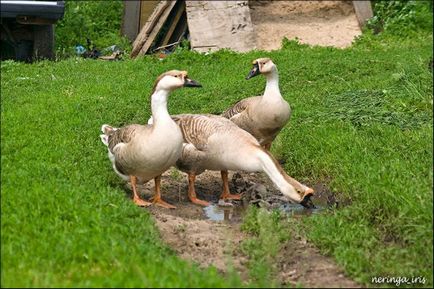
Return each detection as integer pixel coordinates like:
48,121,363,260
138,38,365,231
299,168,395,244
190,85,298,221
221,96,257,119
106,124,147,153
172,114,230,151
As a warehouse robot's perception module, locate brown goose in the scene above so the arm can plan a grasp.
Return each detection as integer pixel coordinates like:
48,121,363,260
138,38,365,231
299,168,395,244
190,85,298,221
100,70,202,209
171,114,314,208
222,58,290,150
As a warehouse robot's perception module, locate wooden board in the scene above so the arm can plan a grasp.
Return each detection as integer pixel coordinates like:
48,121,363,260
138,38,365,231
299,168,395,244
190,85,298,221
160,1,186,47
185,1,256,53
352,0,373,28
131,0,177,57
139,1,160,31
121,0,141,42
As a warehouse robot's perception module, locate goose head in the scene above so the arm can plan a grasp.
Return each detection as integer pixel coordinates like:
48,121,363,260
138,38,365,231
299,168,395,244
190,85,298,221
298,188,316,209
153,70,202,92
246,58,276,80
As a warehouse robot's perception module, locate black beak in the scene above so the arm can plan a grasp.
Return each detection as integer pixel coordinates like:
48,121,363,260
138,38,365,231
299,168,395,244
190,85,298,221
246,62,260,80
300,193,316,209
184,78,202,88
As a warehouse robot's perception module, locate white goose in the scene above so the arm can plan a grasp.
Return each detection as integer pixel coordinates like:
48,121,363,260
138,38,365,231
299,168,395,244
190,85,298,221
171,114,315,208
222,58,290,150
100,70,202,209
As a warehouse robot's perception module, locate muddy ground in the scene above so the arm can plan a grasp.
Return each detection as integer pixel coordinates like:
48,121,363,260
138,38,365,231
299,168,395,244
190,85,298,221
123,169,361,287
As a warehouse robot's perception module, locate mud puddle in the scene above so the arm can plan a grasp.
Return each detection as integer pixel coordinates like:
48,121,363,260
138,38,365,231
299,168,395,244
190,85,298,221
199,172,335,222
129,169,359,287
203,204,235,222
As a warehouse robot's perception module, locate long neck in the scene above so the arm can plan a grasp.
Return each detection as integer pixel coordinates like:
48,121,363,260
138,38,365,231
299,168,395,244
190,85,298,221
257,149,308,203
151,89,172,125
263,66,281,100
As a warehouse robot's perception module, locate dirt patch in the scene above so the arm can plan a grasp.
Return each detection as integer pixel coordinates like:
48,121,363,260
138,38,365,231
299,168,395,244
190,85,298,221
277,226,361,288
151,211,249,278
249,0,362,50
128,169,360,287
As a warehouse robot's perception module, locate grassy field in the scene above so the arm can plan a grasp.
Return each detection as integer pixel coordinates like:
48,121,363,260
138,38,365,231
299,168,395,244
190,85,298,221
1,28,433,288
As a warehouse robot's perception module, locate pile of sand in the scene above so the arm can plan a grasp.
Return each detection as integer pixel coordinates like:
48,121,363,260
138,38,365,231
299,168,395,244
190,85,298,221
249,0,362,50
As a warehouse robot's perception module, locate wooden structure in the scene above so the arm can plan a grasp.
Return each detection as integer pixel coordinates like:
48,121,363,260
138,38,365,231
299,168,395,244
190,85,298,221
128,0,187,57
352,0,374,28
123,0,373,57
121,0,159,42
185,1,256,53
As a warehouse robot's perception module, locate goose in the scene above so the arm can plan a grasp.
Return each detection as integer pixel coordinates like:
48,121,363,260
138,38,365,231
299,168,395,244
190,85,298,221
100,70,202,209
222,58,290,150
170,113,315,208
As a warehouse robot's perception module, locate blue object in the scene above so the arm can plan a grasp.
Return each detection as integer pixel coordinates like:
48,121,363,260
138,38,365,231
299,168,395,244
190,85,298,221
75,45,86,55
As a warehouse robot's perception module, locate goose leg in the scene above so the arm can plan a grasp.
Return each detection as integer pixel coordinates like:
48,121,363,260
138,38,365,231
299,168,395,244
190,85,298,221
219,170,242,200
187,173,210,206
131,175,152,207
151,175,176,209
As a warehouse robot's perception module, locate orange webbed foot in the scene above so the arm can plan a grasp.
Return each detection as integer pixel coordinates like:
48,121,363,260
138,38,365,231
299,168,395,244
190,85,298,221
190,197,210,207
133,197,152,207
220,193,242,200
151,196,176,209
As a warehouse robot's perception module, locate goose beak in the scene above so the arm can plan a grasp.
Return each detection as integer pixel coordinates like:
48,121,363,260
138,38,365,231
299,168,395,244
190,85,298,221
299,189,316,209
246,62,260,80
184,78,202,87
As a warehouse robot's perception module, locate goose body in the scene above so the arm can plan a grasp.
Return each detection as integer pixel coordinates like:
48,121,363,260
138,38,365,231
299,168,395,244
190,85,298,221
100,70,202,208
172,114,314,208
222,58,290,148
102,121,183,182
174,114,261,174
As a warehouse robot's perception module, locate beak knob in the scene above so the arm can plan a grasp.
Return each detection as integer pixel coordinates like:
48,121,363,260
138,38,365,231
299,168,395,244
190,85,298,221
246,62,260,80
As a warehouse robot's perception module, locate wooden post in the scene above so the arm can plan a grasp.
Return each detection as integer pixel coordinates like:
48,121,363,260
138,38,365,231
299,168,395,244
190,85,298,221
352,1,373,28
121,0,141,42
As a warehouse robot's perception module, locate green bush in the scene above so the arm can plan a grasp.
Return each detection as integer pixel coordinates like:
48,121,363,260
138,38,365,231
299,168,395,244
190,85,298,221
367,0,433,36
55,1,131,58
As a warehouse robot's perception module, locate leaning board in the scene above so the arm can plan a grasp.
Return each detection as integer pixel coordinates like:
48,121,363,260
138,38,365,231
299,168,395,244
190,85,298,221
185,1,256,53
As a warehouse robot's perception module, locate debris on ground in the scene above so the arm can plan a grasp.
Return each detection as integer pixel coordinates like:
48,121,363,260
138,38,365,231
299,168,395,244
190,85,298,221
74,39,123,60
134,169,360,287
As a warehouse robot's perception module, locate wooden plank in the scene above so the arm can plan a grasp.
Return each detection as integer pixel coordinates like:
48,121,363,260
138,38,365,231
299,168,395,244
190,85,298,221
352,1,373,28
131,0,177,57
160,1,186,47
185,1,256,53
138,0,178,56
139,0,160,31
121,0,141,42
152,13,188,53
168,12,188,44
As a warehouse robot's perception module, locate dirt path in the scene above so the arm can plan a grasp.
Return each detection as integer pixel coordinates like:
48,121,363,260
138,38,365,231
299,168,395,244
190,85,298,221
249,0,362,50
133,169,361,287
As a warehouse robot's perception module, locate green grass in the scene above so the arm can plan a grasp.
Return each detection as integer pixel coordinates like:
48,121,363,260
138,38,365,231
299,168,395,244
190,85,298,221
240,207,291,287
1,30,433,287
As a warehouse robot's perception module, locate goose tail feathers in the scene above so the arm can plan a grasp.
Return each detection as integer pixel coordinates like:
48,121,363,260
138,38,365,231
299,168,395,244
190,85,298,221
100,124,117,146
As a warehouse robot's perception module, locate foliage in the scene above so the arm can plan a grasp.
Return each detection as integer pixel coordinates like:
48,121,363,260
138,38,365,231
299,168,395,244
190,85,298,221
55,1,131,58
367,0,433,36
240,207,290,286
1,16,433,287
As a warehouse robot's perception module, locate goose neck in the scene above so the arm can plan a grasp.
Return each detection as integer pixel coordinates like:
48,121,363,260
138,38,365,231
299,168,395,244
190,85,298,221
151,89,171,125
263,67,281,98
